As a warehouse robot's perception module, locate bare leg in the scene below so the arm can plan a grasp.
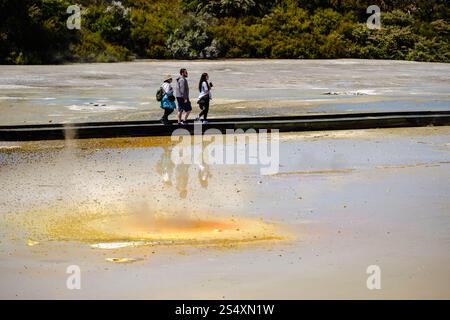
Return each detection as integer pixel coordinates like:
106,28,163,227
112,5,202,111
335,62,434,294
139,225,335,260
177,111,182,123
184,111,191,122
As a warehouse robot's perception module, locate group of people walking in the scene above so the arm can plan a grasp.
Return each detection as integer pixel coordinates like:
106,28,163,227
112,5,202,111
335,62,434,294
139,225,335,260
159,68,212,125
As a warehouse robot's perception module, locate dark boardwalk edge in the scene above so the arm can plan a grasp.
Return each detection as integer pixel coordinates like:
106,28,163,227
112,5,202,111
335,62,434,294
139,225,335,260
1,111,450,141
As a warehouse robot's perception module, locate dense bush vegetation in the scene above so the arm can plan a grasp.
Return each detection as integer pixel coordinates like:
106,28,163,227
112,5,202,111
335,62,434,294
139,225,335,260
0,0,448,64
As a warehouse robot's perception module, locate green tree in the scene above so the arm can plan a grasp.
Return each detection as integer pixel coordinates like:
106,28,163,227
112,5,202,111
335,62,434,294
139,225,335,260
181,0,275,17
167,14,220,59
0,0,77,64
129,1,180,58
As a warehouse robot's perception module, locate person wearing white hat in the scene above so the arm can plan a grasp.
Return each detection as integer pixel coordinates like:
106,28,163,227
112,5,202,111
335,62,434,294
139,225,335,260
160,75,176,124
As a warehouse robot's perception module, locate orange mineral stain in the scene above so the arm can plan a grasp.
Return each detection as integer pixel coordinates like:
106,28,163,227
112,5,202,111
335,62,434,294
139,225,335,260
10,206,285,250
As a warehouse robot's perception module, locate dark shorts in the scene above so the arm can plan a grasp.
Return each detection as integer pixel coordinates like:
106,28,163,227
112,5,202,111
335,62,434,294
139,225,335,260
176,97,192,112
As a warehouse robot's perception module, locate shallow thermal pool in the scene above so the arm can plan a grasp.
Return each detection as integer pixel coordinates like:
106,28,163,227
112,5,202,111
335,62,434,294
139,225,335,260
0,127,449,299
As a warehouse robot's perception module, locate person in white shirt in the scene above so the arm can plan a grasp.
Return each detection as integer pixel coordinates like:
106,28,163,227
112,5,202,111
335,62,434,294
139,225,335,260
160,75,176,124
196,73,213,124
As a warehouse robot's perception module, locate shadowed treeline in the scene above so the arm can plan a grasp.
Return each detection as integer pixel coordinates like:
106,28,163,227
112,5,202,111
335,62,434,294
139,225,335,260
0,0,448,64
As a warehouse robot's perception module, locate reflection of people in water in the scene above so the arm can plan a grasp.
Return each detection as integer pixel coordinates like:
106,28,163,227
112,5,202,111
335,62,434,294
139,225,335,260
175,162,189,199
156,143,188,198
155,143,189,198
198,164,209,188
156,139,212,198
155,144,174,186
197,139,212,188
156,143,189,198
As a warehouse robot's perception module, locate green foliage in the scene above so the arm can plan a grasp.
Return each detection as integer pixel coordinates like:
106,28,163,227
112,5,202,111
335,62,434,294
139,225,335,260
181,0,275,17
382,10,414,27
71,30,133,63
0,0,448,64
0,0,77,64
129,1,180,58
87,2,132,46
166,14,220,59
407,19,450,62
347,24,416,60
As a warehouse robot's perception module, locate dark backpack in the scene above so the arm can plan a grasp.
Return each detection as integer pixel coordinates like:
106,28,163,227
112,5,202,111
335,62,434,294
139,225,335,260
156,87,164,102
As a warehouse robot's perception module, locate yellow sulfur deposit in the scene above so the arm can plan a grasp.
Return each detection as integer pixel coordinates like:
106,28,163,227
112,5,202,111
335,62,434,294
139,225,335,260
9,206,285,250
26,239,39,247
